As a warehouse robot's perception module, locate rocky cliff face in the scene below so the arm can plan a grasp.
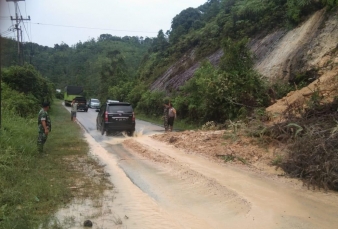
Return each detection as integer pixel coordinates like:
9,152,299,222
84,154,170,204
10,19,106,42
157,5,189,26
151,8,338,94
150,49,223,92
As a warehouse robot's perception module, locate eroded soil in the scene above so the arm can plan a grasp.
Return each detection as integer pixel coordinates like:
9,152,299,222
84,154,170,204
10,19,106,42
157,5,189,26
53,103,338,229
122,134,338,229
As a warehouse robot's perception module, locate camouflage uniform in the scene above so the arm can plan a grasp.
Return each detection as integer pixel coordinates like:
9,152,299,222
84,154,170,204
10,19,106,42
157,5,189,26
164,106,169,131
37,109,51,153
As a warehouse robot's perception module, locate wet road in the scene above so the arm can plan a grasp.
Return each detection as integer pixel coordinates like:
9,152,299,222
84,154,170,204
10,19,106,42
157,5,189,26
64,106,165,137
61,104,338,229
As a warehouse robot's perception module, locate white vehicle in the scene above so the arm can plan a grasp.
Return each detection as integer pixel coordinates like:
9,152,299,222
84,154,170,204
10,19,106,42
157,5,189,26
88,98,100,109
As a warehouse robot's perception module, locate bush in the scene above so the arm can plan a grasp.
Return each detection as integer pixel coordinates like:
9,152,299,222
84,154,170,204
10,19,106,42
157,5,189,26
136,90,166,116
1,82,40,117
2,64,54,104
268,99,338,191
174,38,269,124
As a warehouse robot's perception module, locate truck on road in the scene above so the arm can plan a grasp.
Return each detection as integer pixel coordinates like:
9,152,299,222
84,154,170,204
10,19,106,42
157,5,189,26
64,85,84,106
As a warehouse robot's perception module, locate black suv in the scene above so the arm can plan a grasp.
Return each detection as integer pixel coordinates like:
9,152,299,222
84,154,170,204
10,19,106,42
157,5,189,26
96,102,135,136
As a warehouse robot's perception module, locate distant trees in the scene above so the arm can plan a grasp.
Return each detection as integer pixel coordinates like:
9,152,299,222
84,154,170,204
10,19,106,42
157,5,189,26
150,30,169,53
98,50,129,102
170,7,202,44
2,0,338,123
2,34,152,100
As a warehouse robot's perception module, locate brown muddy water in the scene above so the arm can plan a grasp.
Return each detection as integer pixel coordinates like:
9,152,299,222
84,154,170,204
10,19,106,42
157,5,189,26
51,131,338,229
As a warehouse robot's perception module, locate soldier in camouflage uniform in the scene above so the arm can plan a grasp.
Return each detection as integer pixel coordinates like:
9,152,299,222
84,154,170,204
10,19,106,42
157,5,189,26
37,102,52,154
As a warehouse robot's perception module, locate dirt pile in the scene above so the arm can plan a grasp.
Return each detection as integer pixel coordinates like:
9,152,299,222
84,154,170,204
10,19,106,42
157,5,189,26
151,130,275,168
267,65,338,117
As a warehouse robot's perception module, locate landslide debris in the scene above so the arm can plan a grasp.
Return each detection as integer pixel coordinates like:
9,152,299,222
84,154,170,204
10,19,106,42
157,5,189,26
151,130,274,166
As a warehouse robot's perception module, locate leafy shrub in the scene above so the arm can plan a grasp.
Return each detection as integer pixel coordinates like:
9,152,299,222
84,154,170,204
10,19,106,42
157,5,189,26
286,0,324,24
55,91,63,100
2,64,54,104
108,81,134,103
1,82,40,117
136,90,166,116
174,38,269,124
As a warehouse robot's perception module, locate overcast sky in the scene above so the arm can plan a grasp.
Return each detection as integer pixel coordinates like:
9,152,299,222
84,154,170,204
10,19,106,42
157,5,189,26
0,0,207,47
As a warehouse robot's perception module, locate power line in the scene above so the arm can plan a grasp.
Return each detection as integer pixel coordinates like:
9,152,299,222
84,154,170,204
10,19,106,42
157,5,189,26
24,0,28,18
7,2,14,27
0,27,15,36
31,22,158,34
7,0,30,65
17,4,31,42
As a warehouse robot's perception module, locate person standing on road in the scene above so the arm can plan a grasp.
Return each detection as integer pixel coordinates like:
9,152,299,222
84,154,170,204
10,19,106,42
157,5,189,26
37,102,52,154
71,99,78,122
163,101,170,132
168,103,176,132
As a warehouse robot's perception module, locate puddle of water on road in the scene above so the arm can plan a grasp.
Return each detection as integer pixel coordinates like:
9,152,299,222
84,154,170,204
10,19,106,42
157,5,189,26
50,191,124,229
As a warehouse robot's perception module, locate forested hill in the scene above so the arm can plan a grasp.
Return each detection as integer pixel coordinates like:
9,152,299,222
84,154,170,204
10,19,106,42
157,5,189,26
1,35,152,98
2,0,338,125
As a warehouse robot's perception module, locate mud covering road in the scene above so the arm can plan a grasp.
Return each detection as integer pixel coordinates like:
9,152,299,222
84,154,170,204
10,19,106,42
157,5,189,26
59,104,338,229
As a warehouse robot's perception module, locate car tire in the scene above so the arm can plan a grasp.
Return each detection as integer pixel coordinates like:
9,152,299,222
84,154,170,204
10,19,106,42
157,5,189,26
127,130,135,137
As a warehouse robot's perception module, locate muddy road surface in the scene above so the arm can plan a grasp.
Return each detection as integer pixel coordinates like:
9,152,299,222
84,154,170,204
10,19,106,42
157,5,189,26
60,105,338,229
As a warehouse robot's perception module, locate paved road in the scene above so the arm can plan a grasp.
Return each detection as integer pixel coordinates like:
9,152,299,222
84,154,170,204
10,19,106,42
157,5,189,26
61,104,338,229
64,104,165,140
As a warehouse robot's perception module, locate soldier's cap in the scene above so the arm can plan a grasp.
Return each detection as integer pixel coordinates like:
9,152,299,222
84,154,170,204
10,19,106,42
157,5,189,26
42,102,50,107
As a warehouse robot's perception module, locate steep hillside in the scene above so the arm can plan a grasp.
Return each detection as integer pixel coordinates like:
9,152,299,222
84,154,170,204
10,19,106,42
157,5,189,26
252,8,338,81
266,65,338,116
151,8,338,93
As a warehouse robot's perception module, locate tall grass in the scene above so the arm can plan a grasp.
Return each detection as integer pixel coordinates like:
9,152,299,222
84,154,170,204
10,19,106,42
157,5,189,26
0,101,90,229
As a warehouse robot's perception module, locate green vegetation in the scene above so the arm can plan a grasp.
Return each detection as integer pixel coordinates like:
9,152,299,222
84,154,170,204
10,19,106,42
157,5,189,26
0,101,111,229
267,97,338,191
174,38,269,125
1,0,338,192
2,64,54,116
2,1,337,124
1,35,152,100
0,64,111,228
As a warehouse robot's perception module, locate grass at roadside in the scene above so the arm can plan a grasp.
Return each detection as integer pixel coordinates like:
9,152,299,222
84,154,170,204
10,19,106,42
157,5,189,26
136,113,198,131
0,100,111,229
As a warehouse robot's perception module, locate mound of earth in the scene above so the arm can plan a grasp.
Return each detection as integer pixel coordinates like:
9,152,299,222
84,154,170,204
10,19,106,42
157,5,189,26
151,130,278,173
267,65,338,118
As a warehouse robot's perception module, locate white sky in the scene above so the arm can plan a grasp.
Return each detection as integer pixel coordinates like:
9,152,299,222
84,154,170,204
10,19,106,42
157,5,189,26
0,0,207,47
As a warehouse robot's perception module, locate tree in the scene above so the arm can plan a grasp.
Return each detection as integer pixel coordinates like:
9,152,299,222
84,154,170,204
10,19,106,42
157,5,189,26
151,30,169,53
98,50,129,102
170,7,202,44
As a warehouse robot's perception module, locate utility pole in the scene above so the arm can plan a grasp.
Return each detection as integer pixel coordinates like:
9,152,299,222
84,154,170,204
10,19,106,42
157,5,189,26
6,0,30,65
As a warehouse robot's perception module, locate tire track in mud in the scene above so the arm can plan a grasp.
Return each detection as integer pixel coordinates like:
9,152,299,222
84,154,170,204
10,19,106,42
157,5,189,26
122,136,338,229
122,138,252,228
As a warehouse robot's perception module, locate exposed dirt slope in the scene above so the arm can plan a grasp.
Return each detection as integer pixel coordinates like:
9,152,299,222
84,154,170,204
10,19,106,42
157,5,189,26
151,9,338,93
267,65,338,116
